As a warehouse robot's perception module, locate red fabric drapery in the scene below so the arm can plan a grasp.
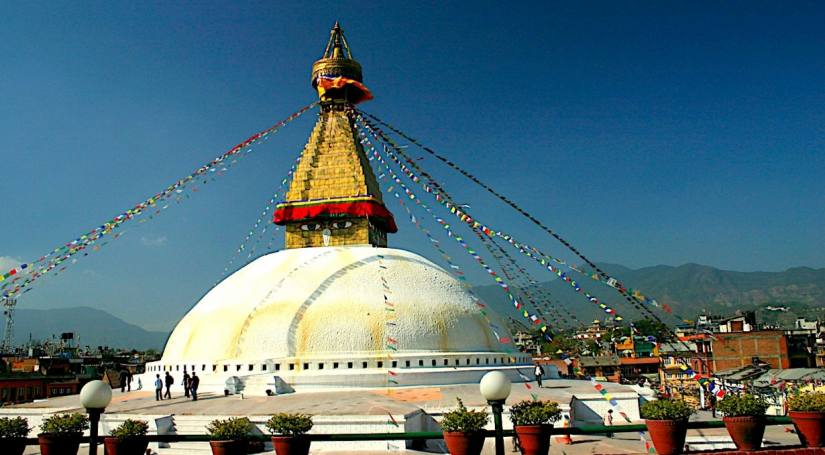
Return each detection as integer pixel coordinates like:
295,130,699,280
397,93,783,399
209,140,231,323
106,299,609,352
274,200,397,232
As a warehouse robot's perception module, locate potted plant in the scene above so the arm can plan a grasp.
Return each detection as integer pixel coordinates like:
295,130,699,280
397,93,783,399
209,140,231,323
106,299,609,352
788,391,825,447
509,399,561,455
38,413,89,455
104,419,150,455
640,399,694,455
441,398,489,455
266,413,313,455
716,393,769,450
0,416,30,455
206,417,252,455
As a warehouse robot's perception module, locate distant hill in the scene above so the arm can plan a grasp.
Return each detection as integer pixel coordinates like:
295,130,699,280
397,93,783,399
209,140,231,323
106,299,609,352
0,306,169,350
473,263,825,329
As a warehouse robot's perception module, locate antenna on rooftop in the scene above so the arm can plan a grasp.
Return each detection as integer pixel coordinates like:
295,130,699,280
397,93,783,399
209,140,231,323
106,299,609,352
1,296,17,353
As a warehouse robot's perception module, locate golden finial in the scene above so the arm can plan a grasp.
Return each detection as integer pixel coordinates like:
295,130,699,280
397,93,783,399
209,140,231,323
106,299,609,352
311,22,364,101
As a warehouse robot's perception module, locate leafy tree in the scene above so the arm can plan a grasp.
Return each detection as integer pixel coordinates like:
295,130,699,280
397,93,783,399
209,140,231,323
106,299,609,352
631,319,674,342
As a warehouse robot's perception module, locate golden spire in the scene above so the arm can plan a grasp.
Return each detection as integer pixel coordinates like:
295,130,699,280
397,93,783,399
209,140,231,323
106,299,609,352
273,23,395,249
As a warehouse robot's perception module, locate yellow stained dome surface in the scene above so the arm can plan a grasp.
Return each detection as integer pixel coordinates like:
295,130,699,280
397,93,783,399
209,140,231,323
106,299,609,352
161,246,508,363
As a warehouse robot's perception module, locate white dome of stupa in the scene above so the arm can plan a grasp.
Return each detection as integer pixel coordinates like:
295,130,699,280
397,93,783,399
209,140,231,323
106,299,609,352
146,246,531,391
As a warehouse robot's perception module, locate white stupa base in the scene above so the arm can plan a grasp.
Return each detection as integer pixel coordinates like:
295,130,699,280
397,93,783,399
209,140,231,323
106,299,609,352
143,351,534,396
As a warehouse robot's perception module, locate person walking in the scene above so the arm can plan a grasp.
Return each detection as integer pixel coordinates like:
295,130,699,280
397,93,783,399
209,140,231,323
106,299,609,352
119,369,129,393
534,363,545,388
709,392,717,418
604,409,614,438
190,372,200,401
154,374,163,401
164,372,174,399
183,371,191,398
126,370,133,392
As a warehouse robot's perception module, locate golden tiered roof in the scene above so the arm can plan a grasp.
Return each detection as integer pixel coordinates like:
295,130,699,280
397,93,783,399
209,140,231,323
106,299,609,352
273,23,395,249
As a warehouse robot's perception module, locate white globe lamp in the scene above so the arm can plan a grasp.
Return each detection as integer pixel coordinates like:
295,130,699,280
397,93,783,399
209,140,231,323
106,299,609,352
80,380,112,410
480,370,511,402
480,371,511,455
80,380,113,455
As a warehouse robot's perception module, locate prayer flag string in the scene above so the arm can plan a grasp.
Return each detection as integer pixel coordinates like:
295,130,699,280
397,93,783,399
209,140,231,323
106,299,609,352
356,110,684,328
367,130,539,399
1,102,318,299
354,110,709,370
354,114,626,325
215,155,302,286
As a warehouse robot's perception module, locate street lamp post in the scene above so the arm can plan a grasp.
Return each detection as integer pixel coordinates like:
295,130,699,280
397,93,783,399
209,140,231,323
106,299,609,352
79,380,113,455
480,371,512,455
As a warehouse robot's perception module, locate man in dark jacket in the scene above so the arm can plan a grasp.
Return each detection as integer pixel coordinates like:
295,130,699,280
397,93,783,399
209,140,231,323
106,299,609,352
190,372,200,401
164,372,173,399
183,371,191,398
119,369,129,393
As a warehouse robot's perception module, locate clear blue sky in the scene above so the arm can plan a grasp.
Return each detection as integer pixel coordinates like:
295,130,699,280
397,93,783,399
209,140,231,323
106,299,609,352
1,1,823,331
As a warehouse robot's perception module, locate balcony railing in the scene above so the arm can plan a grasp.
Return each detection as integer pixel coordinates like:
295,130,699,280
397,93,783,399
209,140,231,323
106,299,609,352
17,416,794,445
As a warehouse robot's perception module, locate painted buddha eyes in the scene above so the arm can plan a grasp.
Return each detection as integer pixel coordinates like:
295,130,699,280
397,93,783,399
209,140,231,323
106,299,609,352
300,221,352,231
331,221,353,229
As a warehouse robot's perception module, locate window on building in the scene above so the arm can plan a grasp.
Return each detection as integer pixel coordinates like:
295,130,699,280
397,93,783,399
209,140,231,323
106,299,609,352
377,361,383,368
333,362,339,369
262,364,267,371
347,362,353,369
318,363,324,370
362,361,368,368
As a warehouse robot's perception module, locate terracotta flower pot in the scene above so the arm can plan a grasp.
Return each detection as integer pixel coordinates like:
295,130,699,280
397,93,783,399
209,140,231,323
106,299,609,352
790,411,825,448
209,439,248,455
0,438,26,455
103,437,150,455
272,436,311,455
443,431,485,455
514,424,550,455
723,416,765,450
38,433,82,455
645,419,688,455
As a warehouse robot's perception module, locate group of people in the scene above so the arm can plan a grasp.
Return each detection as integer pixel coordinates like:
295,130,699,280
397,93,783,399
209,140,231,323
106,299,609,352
154,370,199,401
118,369,134,392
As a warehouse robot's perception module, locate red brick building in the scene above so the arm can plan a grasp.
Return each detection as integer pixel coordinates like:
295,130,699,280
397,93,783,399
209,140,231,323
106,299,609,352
712,330,790,371
0,374,79,404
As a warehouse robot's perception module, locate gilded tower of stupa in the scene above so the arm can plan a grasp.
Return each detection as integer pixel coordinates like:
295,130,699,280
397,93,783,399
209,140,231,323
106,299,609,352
274,22,397,248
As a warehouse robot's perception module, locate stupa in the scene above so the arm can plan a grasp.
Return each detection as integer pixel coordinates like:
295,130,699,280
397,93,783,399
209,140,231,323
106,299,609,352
145,23,529,393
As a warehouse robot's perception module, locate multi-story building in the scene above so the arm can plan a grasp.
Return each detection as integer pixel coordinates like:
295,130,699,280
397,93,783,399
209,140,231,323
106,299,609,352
615,336,660,383
658,336,714,407
579,355,621,382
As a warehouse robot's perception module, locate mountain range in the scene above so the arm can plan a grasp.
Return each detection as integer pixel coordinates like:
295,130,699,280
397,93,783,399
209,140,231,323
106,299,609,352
0,307,168,350
474,263,825,329
2,263,822,349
